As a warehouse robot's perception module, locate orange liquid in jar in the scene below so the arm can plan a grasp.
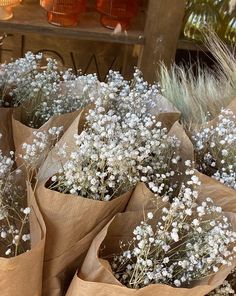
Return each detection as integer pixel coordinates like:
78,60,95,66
96,0,138,29
40,0,86,27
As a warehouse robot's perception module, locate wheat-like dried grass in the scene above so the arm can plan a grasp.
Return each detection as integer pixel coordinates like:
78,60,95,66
159,33,236,130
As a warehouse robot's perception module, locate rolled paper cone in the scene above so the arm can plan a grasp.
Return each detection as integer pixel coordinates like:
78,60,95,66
66,209,236,296
12,106,82,167
0,183,46,296
36,181,133,296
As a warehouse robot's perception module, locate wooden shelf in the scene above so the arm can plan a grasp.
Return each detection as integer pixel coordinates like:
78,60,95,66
0,2,145,45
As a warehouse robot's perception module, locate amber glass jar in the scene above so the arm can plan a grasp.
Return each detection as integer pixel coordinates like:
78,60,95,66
40,0,86,27
183,0,221,41
0,0,21,20
96,0,138,29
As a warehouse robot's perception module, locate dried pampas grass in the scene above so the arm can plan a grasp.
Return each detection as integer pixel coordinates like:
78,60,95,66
159,33,236,130
205,31,236,91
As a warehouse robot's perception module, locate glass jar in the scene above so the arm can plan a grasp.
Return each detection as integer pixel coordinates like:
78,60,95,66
96,0,138,29
0,0,21,20
40,0,86,27
183,0,221,41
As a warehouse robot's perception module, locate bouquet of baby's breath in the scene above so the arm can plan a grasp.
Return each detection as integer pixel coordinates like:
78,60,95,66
107,174,236,289
93,69,178,126
38,73,99,125
193,108,236,189
0,52,98,128
0,127,64,295
0,52,43,108
0,139,30,257
49,111,180,201
0,125,62,257
49,70,182,201
66,169,236,296
34,70,183,295
192,108,236,295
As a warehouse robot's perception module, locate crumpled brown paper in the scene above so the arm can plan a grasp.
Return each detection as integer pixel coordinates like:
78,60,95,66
197,97,236,133
36,181,132,296
34,106,132,296
11,106,82,162
0,182,46,296
35,100,181,295
66,176,236,296
37,107,89,182
197,172,236,212
168,121,194,187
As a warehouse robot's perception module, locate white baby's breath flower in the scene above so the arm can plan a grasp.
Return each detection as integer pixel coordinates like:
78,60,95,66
193,109,236,189
147,212,154,220
5,248,11,256
1,231,6,239
23,207,31,215
22,234,31,242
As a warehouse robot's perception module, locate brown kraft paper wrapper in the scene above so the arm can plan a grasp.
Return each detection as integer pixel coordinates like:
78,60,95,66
211,97,236,126
37,105,182,295
227,97,236,115
11,106,82,162
35,180,133,296
37,106,90,182
197,171,236,213
66,178,236,296
0,183,46,296
127,172,236,216
66,211,235,296
168,121,194,187
0,107,15,155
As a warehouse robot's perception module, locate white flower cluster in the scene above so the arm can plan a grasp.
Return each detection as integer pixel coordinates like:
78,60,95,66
50,70,182,201
0,52,42,107
39,73,99,124
0,150,14,180
110,175,236,289
193,109,236,189
0,52,98,128
91,69,162,121
208,280,235,295
20,126,63,174
0,137,30,257
208,267,236,296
